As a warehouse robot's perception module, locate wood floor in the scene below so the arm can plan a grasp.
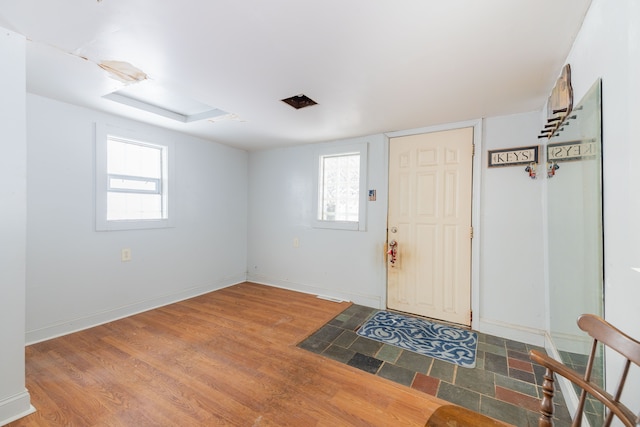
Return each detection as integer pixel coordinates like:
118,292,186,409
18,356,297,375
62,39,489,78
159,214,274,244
10,282,444,426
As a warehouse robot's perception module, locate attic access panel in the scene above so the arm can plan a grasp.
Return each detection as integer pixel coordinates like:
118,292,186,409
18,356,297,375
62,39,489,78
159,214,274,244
281,94,317,109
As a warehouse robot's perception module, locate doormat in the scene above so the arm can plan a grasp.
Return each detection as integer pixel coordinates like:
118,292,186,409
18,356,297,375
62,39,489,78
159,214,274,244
356,311,478,368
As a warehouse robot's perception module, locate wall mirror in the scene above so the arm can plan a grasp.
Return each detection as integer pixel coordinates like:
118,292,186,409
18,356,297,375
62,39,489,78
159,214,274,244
546,79,603,425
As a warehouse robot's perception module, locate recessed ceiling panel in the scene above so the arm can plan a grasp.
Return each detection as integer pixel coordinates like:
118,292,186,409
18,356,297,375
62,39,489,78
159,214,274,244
104,80,227,123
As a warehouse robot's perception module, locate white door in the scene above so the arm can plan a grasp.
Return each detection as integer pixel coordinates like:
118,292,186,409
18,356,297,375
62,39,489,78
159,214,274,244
387,127,474,326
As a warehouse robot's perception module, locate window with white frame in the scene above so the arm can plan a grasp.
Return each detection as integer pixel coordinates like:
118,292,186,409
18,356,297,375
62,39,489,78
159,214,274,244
314,142,368,231
95,123,174,231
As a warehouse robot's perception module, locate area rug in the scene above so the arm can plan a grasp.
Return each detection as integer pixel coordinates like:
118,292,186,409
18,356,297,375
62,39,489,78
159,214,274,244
356,311,478,368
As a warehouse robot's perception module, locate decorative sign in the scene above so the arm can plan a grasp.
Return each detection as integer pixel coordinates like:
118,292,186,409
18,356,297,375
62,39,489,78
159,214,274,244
488,145,539,168
547,140,597,162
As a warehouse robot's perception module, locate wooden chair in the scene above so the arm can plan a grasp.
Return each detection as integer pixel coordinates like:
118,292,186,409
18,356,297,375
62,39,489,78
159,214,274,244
425,404,512,426
529,314,640,427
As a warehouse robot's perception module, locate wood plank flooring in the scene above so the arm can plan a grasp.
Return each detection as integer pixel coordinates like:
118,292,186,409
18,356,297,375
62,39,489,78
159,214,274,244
10,282,444,426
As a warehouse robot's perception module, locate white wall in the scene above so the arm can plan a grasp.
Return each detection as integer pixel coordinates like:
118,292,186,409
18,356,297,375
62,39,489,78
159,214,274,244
479,112,547,344
562,0,640,406
25,94,249,343
247,135,389,307
0,28,34,426
247,116,550,345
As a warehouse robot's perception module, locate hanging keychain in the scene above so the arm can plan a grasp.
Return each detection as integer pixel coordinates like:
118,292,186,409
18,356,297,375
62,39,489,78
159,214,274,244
525,162,537,179
388,240,398,267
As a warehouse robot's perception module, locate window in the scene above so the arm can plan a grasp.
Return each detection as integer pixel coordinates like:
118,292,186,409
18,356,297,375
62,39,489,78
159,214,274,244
106,137,164,220
313,142,368,231
95,123,174,231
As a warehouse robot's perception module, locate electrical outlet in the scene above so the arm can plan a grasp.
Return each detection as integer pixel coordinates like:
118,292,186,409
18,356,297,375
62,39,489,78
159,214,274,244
121,248,132,262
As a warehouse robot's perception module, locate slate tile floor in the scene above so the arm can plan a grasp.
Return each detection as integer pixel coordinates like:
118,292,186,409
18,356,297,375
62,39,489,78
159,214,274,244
299,304,573,427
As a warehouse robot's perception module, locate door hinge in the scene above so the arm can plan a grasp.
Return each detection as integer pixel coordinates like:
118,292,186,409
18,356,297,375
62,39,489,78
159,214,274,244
470,310,473,323
470,226,474,239
472,143,475,157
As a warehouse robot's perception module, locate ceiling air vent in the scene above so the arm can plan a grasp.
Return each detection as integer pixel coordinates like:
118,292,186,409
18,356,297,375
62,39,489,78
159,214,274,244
281,94,317,109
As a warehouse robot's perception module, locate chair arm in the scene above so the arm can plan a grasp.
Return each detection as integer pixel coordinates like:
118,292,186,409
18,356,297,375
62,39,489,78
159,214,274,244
425,404,512,426
529,350,637,426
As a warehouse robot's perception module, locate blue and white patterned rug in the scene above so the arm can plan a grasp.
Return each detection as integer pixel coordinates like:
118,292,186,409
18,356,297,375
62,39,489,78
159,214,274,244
356,311,478,368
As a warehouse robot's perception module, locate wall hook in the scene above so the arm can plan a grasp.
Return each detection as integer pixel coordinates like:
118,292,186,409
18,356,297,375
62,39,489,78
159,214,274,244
547,161,560,178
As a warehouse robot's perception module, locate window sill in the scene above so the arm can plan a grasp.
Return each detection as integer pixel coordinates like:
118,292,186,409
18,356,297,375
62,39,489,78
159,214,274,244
312,220,365,231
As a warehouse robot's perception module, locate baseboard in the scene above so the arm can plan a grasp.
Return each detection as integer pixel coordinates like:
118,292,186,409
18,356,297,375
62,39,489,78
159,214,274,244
548,330,592,355
246,274,383,308
25,273,247,345
0,390,35,427
477,317,546,347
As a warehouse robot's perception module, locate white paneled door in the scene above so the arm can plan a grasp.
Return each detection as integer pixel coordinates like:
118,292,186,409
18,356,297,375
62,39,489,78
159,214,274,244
387,128,474,326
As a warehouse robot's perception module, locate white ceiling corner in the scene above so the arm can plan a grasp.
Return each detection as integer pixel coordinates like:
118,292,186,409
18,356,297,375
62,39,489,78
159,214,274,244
1,0,592,150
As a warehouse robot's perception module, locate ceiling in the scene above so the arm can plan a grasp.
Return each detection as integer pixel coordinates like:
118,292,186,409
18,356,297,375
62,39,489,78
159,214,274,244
0,0,592,151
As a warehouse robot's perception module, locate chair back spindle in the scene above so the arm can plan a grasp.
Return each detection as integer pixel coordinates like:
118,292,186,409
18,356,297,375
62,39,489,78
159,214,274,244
529,314,640,427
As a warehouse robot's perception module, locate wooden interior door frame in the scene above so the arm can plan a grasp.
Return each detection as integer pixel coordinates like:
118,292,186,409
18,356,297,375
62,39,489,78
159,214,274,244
385,119,483,331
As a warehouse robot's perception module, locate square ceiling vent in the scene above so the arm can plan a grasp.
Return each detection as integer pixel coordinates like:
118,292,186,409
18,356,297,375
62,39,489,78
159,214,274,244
281,94,317,109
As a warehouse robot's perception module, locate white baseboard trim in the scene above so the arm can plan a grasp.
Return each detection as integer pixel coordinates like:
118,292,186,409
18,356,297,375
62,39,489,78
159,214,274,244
549,331,592,355
246,274,383,308
477,317,546,347
0,390,35,427
26,273,247,345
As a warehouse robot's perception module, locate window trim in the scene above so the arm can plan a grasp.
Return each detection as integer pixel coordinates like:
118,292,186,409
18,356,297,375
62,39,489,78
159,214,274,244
108,174,161,195
312,142,368,231
95,123,175,231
